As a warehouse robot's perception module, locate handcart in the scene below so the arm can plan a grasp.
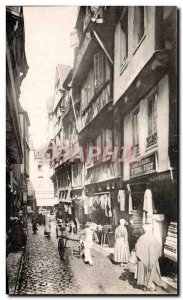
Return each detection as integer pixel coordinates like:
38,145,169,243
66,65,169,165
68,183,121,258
56,221,80,259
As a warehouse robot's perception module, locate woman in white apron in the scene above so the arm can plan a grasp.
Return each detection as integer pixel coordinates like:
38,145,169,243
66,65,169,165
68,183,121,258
113,219,130,266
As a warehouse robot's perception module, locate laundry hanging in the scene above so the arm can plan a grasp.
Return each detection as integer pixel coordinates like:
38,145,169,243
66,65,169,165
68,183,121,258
118,190,125,211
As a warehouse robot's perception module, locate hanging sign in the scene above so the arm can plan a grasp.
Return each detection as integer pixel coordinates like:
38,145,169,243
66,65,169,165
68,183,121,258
130,153,156,178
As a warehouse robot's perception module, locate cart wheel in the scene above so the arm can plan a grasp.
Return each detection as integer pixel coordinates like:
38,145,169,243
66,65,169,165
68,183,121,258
58,238,65,259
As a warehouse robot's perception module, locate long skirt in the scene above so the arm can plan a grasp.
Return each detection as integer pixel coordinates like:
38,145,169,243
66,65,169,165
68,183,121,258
137,260,162,288
113,237,129,263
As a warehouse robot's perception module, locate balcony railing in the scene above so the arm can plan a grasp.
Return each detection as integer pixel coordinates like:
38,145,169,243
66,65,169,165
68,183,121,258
146,132,158,148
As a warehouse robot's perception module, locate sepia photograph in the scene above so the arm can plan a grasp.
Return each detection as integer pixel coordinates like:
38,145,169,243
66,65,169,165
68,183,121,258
6,5,178,295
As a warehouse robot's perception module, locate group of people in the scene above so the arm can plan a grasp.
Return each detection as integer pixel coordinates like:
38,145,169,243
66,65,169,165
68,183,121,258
113,218,162,291
31,211,52,237
32,210,162,291
78,218,162,291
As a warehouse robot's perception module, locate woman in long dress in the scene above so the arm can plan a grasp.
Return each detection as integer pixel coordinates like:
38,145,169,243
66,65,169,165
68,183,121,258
113,218,130,266
44,213,51,237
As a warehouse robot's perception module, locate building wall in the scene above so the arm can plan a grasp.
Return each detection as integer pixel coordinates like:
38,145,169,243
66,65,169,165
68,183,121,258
114,7,156,104
123,74,169,181
34,158,54,207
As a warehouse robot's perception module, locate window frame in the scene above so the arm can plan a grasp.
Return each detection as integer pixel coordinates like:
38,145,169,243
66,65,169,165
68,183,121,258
119,7,129,69
132,107,140,147
94,51,105,89
133,6,146,54
147,89,158,138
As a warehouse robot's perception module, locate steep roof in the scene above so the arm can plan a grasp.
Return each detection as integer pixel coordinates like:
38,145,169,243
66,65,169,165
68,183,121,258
53,64,71,111
55,64,72,90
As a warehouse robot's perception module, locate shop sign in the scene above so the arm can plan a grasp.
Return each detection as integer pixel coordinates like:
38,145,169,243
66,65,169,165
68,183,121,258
130,153,156,178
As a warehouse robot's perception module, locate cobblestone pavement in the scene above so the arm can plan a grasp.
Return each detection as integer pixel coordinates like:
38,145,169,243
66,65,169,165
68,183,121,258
16,221,167,295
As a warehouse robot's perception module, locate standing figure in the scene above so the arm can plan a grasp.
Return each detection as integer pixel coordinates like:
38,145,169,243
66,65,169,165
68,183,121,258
135,224,162,291
79,223,98,266
113,218,130,266
44,213,51,237
32,213,38,234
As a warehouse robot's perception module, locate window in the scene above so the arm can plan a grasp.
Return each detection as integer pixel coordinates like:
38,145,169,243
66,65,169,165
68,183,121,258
94,51,104,88
134,7,145,46
81,69,94,112
148,92,157,137
93,135,102,162
72,164,82,187
132,109,139,146
120,8,128,65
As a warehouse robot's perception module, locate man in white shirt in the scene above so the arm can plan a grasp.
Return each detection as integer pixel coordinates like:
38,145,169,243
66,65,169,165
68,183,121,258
79,222,98,266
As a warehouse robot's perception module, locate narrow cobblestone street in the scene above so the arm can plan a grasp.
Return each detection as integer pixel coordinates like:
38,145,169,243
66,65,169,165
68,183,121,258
16,221,167,295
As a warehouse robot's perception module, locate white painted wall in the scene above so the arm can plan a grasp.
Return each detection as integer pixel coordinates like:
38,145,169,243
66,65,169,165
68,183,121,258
123,74,169,181
114,7,156,104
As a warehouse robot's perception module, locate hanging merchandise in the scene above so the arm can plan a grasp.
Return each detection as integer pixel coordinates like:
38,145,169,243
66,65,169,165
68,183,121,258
100,194,105,209
107,194,112,217
89,196,93,208
104,193,108,215
64,204,68,212
143,188,153,223
84,196,90,215
128,193,133,213
127,184,133,214
118,190,125,211
94,195,99,204
98,195,101,206
112,208,118,226
68,205,72,215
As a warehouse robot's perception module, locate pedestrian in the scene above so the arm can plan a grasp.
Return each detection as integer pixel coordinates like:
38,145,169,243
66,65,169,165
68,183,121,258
135,223,162,291
32,213,38,234
113,218,130,266
79,222,99,266
44,212,51,237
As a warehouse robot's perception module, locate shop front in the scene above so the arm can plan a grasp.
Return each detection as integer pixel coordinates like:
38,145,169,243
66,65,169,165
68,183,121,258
124,152,177,276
